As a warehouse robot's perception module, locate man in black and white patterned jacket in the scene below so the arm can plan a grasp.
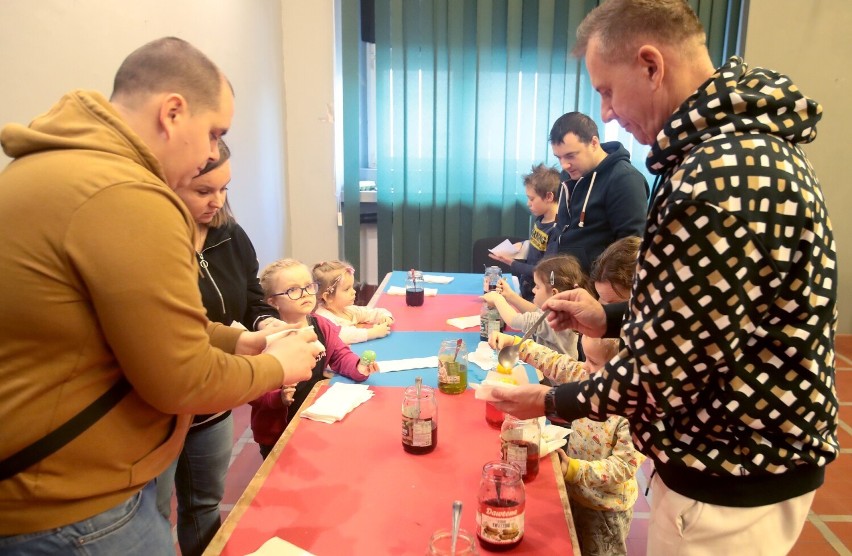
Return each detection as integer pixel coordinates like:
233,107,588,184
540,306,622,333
491,1,838,554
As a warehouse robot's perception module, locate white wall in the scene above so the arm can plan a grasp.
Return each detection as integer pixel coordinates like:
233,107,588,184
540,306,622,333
744,0,852,333
0,0,340,270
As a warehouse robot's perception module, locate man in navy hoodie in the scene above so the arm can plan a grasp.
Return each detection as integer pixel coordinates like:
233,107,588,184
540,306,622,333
549,112,648,272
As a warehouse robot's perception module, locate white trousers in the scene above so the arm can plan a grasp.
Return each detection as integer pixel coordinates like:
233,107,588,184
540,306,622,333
647,473,815,556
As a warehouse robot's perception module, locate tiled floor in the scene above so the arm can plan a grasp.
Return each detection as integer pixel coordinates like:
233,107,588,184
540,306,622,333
171,335,852,555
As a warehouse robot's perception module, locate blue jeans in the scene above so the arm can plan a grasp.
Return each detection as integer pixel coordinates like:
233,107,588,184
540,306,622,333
0,482,172,555
156,414,233,556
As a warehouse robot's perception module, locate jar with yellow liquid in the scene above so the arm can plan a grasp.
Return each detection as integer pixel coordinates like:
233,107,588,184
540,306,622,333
437,339,467,394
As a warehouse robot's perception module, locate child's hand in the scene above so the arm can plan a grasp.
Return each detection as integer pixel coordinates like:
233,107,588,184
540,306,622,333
556,448,571,475
380,315,394,325
481,291,502,307
496,278,516,299
368,321,391,339
280,385,296,405
488,331,517,350
357,361,379,376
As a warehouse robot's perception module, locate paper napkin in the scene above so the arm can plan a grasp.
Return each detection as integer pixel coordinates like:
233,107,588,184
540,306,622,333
377,356,440,373
301,383,373,424
446,315,481,329
422,274,454,284
386,285,438,296
247,537,315,556
264,326,326,358
468,341,497,371
538,416,572,458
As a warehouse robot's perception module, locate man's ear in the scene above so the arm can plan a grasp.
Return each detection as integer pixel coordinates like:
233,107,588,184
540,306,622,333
158,93,189,139
637,45,664,90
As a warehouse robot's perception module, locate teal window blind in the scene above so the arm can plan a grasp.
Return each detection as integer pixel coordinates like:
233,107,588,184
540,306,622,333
342,0,742,277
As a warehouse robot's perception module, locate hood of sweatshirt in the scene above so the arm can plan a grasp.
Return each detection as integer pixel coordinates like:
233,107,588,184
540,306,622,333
1,90,166,183
560,141,633,185
648,57,822,176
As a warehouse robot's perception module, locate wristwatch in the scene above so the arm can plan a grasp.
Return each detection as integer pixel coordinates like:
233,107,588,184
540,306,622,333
544,387,565,423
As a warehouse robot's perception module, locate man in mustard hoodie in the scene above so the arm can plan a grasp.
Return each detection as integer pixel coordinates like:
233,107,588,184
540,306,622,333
0,37,320,554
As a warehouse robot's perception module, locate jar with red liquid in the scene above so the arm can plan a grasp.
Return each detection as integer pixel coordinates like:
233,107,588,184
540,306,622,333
500,416,540,482
402,377,437,454
484,363,514,429
475,460,525,551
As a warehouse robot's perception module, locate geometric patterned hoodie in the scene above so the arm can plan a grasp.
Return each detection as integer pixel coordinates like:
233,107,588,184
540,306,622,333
553,57,839,507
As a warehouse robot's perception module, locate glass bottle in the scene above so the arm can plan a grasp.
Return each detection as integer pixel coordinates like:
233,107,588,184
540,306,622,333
406,269,425,306
485,363,514,429
437,339,467,394
483,265,502,293
500,416,541,482
402,377,437,454
426,528,478,555
475,460,525,551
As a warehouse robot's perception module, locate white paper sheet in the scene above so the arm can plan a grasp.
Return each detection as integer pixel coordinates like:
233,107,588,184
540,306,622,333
377,356,440,373
422,274,454,284
246,537,315,556
386,286,438,296
446,315,481,330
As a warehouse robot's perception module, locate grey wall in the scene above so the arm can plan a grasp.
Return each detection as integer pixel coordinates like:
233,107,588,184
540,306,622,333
744,0,852,332
0,0,341,270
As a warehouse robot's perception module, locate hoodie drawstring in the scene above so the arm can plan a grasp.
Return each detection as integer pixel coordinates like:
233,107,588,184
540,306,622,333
578,171,597,228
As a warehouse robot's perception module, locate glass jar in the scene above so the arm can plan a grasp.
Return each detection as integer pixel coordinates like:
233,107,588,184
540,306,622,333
406,269,425,306
500,416,541,483
437,339,468,395
475,460,525,551
485,363,514,429
483,266,502,293
402,378,437,454
426,528,478,555
479,302,503,342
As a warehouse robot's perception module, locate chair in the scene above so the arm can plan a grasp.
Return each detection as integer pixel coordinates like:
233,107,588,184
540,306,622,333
471,236,527,274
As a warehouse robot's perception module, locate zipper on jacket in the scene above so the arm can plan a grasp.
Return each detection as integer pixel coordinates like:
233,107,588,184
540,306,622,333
197,237,232,317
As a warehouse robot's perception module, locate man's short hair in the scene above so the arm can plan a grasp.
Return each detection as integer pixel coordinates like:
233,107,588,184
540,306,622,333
111,37,223,112
573,0,705,61
549,112,599,145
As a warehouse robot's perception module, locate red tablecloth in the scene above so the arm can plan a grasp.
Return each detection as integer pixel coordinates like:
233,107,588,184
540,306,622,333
376,293,484,332
211,386,576,555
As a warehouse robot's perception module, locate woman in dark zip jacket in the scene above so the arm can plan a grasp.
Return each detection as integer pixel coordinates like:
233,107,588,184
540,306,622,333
155,140,282,556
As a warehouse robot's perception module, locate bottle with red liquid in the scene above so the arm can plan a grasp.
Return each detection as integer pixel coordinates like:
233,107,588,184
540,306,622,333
500,415,540,482
475,460,525,551
402,377,437,454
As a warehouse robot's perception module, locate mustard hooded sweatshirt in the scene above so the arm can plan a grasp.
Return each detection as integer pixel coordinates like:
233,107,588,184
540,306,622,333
0,91,284,534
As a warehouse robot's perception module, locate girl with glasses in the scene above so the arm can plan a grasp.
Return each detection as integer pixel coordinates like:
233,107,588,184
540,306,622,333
312,260,394,344
253,259,379,458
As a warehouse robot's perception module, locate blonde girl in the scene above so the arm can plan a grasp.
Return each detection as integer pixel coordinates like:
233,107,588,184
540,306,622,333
313,260,394,344
250,258,378,458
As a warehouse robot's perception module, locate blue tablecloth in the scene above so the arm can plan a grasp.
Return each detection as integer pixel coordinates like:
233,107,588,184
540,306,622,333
330,331,536,388
381,271,515,296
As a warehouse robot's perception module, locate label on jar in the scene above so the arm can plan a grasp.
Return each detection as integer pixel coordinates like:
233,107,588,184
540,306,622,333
476,499,525,545
503,442,528,475
438,359,462,384
402,417,433,447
